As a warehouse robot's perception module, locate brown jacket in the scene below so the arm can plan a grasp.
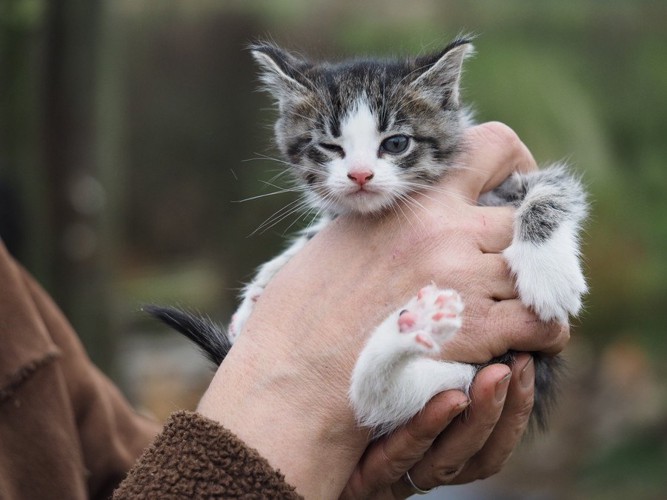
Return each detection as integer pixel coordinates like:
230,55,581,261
0,243,299,499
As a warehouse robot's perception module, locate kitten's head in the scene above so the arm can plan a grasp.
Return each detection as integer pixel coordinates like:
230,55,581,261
251,37,473,215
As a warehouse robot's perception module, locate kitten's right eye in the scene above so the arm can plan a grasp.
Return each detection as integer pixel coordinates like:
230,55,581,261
319,143,344,155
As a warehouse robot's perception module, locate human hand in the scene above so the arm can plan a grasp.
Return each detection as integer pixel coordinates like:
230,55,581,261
341,354,536,499
339,123,569,499
197,122,569,498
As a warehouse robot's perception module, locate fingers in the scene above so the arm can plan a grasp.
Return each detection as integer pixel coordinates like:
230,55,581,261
477,254,516,301
448,122,539,201
450,300,569,363
452,354,535,484
487,301,571,356
346,358,538,497
342,391,469,499
403,364,512,491
476,206,515,254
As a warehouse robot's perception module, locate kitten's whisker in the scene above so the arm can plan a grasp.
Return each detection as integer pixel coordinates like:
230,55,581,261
234,187,302,203
247,153,294,168
402,182,470,206
397,193,427,230
403,184,459,201
289,112,318,125
250,197,306,236
265,169,293,185
256,200,312,235
408,191,460,213
258,179,304,193
282,205,316,235
393,198,412,228
402,193,429,215
389,203,403,227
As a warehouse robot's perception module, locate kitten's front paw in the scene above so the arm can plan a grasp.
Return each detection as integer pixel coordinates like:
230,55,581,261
504,225,587,322
228,285,263,341
397,285,463,354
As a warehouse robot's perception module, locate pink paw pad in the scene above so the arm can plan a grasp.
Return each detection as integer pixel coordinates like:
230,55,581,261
415,334,434,349
397,284,464,353
398,311,418,332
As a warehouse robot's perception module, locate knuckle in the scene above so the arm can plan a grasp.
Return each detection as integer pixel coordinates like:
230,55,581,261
433,464,464,484
387,460,409,481
380,441,416,480
541,321,570,351
469,416,501,440
475,121,537,173
479,418,499,437
477,121,521,152
514,396,535,421
463,449,514,482
475,461,504,480
555,322,571,349
480,314,516,357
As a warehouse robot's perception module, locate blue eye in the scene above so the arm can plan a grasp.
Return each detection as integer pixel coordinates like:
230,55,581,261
380,135,410,154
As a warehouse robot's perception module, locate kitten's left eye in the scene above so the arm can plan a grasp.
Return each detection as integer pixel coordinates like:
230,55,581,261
319,143,344,155
380,135,410,155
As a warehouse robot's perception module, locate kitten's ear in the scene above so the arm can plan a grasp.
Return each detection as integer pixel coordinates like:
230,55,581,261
410,37,474,107
250,42,312,105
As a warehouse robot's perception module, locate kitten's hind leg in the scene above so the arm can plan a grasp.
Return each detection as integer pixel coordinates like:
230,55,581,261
349,285,476,436
498,164,588,322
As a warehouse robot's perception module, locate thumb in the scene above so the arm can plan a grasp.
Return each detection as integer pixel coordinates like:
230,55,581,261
446,122,538,202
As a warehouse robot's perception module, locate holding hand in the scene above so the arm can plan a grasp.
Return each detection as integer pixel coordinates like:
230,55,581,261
198,123,569,499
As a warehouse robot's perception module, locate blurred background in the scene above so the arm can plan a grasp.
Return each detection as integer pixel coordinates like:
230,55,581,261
1,0,666,498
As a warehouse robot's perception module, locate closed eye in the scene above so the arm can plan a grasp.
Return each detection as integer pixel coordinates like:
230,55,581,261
319,143,345,156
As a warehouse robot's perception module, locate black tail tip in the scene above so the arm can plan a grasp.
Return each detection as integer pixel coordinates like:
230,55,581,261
143,305,231,367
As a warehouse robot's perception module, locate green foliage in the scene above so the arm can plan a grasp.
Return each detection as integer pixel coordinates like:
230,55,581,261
0,0,45,31
578,427,667,500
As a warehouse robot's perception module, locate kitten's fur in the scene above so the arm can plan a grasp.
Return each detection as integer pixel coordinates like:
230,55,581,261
149,37,587,436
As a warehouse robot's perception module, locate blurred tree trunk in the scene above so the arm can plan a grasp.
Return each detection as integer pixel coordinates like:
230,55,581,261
42,0,113,371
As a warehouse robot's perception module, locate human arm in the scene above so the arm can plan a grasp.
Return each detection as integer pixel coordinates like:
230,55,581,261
0,242,161,500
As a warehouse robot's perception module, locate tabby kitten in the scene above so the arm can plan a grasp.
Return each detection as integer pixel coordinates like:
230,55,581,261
149,37,587,436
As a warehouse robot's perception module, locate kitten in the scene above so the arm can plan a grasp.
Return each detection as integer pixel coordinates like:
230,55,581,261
148,36,587,436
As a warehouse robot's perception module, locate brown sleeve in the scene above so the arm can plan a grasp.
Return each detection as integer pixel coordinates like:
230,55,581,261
0,242,160,500
113,411,302,499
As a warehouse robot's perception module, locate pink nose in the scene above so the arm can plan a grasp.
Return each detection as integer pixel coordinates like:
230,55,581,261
347,170,374,186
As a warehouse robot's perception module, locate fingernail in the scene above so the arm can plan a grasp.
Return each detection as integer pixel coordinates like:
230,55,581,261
450,399,470,419
520,357,535,389
495,372,511,402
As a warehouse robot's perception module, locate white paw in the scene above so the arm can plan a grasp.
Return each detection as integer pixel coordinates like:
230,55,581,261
396,284,463,355
504,222,587,322
349,284,470,435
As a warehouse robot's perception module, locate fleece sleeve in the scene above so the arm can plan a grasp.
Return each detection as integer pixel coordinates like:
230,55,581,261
113,411,302,499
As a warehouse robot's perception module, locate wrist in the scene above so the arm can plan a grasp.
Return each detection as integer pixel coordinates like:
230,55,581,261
198,336,366,497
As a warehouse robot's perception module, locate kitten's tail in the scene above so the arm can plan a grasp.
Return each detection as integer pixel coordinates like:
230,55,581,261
483,351,564,432
143,305,230,366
